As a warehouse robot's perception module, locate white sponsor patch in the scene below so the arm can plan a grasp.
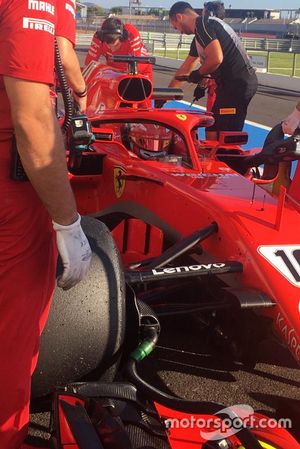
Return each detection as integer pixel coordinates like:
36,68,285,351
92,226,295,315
66,2,75,17
28,0,54,15
23,17,55,34
172,173,238,178
258,245,300,287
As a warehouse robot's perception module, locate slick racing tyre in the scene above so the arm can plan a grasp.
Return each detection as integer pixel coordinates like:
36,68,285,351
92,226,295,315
31,217,126,398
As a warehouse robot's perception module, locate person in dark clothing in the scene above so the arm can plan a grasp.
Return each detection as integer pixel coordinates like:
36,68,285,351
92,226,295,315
169,1,258,139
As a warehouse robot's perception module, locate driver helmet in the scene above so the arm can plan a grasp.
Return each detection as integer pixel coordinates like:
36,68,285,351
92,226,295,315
128,123,172,155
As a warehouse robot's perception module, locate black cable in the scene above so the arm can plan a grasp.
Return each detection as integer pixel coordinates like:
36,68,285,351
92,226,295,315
54,38,73,132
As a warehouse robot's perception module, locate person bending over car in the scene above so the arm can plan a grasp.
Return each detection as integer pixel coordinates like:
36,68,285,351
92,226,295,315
168,1,258,140
0,1,91,447
85,17,152,80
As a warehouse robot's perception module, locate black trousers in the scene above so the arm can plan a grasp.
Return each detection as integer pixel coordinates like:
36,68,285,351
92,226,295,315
208,73,258,132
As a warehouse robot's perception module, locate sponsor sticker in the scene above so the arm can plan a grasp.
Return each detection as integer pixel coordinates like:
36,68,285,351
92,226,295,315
172,173,238,178
219,108,236,115
276,312,300,362
152,263,226,275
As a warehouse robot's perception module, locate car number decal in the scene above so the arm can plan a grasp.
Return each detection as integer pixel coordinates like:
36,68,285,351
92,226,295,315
258,245,300,287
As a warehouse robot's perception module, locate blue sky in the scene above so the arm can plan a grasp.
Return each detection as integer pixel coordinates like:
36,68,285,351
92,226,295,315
101,0,300,10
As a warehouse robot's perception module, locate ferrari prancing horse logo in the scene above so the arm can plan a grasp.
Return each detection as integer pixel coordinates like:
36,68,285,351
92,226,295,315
176,114,187,121
113,166,126,198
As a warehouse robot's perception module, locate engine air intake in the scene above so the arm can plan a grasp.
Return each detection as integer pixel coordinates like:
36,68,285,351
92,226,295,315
118,77,152,102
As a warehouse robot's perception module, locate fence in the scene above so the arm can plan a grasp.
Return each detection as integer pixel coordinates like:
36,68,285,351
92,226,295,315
76,31,300,52
76,32,300,77
76,18,300,38
139,32,300,53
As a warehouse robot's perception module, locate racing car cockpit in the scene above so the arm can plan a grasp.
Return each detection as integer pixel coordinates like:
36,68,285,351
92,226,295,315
124,123,172,160
101,120,192,167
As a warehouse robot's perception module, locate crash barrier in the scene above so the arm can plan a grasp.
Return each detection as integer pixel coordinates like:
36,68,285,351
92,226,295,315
138,33,300,76
76,31,300,53
77,18,300,38
146,32,300,53
76,32,300,77
76,33,300,77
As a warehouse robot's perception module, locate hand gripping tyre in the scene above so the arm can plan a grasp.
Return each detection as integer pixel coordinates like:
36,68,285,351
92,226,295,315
31,216,126,399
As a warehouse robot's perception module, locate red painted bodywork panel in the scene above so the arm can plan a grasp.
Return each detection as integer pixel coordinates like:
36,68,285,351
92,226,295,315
58,394,84,448
83,62,152,114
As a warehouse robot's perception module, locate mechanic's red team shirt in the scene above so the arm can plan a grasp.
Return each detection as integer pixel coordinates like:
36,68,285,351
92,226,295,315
0,2,58,447
85,23,152,79
0,0,56,151
56,0,76,45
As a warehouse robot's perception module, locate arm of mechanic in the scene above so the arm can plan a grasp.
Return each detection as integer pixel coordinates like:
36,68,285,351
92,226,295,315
84,33,103,67
4,78,77,224
198,40,223,76
56,36,87,113
4,77,92,289
169,55,200,88
282,101,300,135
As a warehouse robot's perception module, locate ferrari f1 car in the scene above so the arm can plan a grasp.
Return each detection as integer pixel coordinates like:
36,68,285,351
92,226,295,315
60,56,300,367
28,54,300,449
33,54,300,390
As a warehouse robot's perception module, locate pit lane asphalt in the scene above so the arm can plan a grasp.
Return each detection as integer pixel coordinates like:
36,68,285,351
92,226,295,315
151,63,299,127
27,55,300,446
75,48,299,127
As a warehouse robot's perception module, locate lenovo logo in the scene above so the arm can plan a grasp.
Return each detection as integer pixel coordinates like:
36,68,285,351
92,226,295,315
152,263,226,275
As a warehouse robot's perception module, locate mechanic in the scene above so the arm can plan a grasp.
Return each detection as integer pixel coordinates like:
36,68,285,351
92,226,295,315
168,1,258,139
84,17,152,80
0,1,91,448
282,101,300,135
56,0,88,112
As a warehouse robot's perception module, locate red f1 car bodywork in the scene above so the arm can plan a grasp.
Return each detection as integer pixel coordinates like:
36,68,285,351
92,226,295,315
65,93,300,366
83,60,153,114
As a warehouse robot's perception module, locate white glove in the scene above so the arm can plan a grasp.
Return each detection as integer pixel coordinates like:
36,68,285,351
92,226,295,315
282,107,300,135
52,214,92,290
